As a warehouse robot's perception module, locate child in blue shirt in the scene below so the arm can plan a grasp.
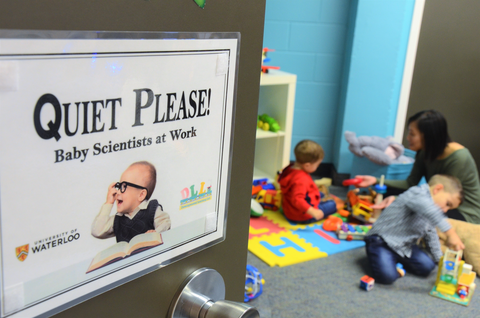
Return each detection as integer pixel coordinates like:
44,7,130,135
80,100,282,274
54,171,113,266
365,174,464,284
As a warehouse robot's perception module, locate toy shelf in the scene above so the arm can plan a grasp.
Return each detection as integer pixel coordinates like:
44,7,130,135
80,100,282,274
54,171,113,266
254,70,296,181
255,129,286,139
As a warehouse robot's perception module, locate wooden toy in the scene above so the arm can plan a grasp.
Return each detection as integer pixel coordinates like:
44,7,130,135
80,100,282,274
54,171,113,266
336,223,371,241
371,174,387,221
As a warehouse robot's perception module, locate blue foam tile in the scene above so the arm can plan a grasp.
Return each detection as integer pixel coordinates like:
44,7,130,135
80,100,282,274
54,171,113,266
260,237,306,257
292,224,365,255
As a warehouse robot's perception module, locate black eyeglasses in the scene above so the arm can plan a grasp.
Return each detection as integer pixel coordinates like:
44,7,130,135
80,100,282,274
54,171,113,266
115,181,148,196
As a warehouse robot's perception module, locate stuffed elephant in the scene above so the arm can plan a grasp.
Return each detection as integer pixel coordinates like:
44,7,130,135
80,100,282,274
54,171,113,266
345,131,413,165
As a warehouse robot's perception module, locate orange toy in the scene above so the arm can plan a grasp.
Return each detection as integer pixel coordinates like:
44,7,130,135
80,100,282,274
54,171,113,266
252,185,262,196
337,209,350,218
322,215,343,232
347,189,359,206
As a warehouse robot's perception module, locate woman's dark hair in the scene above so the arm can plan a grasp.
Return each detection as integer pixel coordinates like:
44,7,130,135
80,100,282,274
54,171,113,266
407,110,451,162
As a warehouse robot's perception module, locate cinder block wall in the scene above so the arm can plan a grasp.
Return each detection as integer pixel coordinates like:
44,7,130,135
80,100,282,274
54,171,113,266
262,0,351,164
263,0,415,175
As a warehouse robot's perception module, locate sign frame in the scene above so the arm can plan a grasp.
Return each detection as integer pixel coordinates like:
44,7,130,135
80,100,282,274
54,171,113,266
0,30,240,318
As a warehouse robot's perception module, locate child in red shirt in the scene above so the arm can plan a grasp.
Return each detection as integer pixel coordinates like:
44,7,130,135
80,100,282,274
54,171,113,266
278,140,334,223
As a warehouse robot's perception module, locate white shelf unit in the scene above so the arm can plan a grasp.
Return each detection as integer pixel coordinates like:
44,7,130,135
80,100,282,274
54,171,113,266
254,70,297,181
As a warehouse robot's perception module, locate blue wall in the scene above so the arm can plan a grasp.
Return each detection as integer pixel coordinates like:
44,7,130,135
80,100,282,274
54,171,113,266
334,0,415,173
263,0,415,174
263,0,351,164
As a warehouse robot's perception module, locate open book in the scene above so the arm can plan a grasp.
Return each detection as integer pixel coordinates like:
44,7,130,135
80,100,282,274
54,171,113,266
86,231,163,273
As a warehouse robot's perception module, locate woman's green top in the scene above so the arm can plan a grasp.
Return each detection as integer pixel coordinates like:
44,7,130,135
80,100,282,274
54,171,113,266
383,148,480,224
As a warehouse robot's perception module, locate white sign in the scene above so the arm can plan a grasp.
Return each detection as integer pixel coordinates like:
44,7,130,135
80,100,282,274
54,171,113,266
0,31,239,317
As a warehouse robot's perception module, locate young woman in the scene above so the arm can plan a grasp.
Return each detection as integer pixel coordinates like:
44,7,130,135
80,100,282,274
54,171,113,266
356,110,480,224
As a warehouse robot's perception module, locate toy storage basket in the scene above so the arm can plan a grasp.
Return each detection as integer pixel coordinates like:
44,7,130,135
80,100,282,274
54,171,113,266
350,149,416,180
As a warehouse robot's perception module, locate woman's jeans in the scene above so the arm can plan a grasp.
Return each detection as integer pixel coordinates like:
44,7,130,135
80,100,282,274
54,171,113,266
364,235,436,284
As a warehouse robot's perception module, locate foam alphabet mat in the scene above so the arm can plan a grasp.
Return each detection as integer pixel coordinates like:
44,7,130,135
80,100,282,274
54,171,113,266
248,210,366,267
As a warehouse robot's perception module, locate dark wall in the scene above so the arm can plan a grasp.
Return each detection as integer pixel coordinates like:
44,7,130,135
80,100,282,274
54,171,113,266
0,1,266,317
406,0,480,168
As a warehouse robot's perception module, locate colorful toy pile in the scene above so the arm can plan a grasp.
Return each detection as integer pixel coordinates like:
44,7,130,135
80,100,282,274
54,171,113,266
251,178,282,216
340,176,387,224
312,177,383,242
249,178,367,267
251,177,339,218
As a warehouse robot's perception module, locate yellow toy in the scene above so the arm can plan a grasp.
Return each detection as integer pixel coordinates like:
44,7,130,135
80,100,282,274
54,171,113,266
352,202,373,222
345,187,377,223
255,189,282,211
430,248,476,306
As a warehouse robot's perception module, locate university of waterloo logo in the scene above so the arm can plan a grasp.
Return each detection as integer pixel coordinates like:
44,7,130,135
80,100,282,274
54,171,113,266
16,244,29,262
180,182,212,210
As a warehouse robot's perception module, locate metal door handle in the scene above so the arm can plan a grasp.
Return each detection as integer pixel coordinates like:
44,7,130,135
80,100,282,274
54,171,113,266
168,268,260,318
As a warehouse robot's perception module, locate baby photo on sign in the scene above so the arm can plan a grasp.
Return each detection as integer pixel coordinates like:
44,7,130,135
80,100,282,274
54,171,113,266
87,161,171,273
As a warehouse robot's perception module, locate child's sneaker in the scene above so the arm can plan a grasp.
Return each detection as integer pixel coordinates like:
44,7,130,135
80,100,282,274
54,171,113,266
396,263,406,277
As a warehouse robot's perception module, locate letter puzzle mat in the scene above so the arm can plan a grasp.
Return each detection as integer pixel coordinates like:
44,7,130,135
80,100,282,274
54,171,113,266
248,210,365,267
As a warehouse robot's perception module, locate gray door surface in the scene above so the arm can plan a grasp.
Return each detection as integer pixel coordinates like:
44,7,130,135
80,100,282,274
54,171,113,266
0,1,266,317
405,0,480,167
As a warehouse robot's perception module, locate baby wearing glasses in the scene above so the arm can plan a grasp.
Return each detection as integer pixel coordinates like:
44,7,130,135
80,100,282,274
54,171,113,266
91,161,171,243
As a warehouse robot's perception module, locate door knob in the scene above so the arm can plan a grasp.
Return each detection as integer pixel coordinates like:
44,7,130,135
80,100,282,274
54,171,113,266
168,268,260,318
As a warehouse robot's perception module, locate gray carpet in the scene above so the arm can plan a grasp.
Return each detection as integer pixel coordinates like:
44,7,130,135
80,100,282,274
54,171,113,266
246,186,480,318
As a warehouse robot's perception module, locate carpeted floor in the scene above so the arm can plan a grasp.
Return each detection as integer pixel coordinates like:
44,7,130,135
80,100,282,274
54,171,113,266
246,186,480,318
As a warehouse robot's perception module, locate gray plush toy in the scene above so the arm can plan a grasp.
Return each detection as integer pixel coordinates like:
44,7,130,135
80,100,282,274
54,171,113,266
344,131,414,166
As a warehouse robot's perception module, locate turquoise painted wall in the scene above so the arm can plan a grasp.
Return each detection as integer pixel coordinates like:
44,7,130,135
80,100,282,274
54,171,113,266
334,0,415,174
263,0,351,164
262,0,415,174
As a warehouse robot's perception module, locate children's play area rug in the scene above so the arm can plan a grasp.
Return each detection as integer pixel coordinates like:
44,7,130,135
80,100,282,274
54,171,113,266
248,210,365,267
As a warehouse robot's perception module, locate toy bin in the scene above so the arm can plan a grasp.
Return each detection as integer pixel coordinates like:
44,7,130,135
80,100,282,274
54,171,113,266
350,149,416,180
